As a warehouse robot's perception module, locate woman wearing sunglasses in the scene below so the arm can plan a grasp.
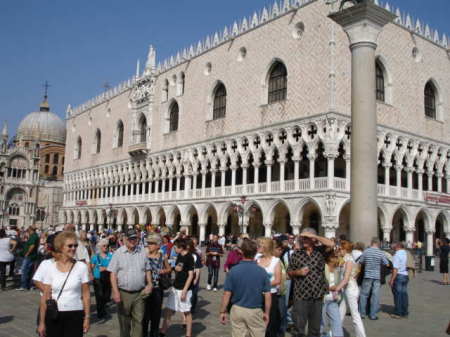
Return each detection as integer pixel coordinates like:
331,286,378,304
38,231,90,337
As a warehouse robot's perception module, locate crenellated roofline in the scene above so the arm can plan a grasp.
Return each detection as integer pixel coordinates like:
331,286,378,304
68,0,450,118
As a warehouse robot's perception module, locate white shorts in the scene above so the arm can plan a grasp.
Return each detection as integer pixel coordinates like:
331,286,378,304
165,288,192,313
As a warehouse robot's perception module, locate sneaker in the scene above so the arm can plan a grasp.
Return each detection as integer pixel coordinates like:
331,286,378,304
206,284,212,291
16,288,26,291
213,288,218,292
390,314,402,319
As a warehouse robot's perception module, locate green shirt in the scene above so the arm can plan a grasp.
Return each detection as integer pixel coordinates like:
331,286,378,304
23,233,39,261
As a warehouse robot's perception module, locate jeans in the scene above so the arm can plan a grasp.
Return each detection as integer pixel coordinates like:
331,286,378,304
20,257,34,289
0,262,7,289
292,299,323,337
143,287,163,337
278,293,288,335
284,279,293,325
266,293,281,337
191,282,200,313
93,277,111,318
392,275,409,316
322,301,343,337
339,284,366,337
207,265,219,288
359,278,380,319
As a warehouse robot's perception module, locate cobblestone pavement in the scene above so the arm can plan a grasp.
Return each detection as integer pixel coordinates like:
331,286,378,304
0,265,449,337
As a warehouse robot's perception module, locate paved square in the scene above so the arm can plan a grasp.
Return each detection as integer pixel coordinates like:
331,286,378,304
0,267,448,337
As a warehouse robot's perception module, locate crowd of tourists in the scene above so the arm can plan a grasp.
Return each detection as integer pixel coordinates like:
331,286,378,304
0,223,449,337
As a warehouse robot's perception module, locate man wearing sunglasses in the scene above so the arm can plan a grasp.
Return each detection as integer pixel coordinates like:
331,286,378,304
108,229,153,337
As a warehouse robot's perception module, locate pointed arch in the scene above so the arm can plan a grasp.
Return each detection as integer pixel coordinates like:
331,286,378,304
266,60,287,104
95,129,101,154
213,82,227,120
138,114,147,143
375,55,392,104
169,101,179,132
116,119,124,148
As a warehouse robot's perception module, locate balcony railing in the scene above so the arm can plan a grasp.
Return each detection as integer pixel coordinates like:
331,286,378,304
66,176,449,207
128,142,147,156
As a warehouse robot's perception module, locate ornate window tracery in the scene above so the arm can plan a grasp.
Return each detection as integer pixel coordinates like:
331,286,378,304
268,62,287,104
213,83,227,120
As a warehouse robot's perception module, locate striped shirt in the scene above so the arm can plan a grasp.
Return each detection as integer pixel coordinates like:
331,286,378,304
359,247,389,280
107,245,150,291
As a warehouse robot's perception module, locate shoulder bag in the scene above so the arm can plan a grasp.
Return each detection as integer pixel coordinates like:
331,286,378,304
46,262,76,321
158,255,172,290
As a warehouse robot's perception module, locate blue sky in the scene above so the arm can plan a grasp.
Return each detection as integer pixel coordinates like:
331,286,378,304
1,0,449,138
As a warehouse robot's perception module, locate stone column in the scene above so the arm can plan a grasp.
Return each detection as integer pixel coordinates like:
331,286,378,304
436,173,443,193
254,163,260,193
407,167,413,199
266,161,272,193
231,166,237,195
330,3,395,243
264,224,272,238
427,169,433,191
211,170,216,197
327,155,336,190
218,224,225,237
199,223,206,244
294,160,300,191
324,227,336,239
396,165,402,197
201,171,207,197
192,175,198,197
344,155,351,191
426,231,434,257
242,165,248,194
308,154,315,190
292,223,301,236
382,228,391,243
280,160,286,192
168,177,173,199
176,175,181,199
185,175,192,199
405,230,414,247
417,170,424,198
446,175,450,194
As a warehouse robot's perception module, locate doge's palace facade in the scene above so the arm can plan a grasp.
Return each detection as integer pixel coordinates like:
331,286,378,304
62,0,450,255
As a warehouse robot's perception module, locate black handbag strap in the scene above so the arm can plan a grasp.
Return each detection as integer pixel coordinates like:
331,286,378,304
56,261,76,301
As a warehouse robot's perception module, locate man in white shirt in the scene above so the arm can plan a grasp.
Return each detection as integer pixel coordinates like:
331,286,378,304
389,242,409,319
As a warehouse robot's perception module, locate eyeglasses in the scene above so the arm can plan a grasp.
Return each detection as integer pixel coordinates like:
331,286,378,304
67,244,79,249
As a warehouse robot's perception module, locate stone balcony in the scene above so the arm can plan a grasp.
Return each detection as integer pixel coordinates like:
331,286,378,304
128,142,148,156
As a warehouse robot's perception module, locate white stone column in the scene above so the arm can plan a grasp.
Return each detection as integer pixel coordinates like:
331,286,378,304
327,155,336,190
308,155,315,190
418,170,424,198
396,166,402,197
192,175,198,197
426,231,434,257
168,177,173,199
242,165,248,194
407,168,413,199
324,227,336,239
254,163,260,193
199,223,206,244
211,170,216,197
264,224,272,238
446,175,450,194
345,156,351,191
155,180,160,201
280,160,286,192
330,3,394,243
231,166,237,195
201,171,206,197
294,160,300,191
266,162,272,193
383,228,391,243
427,170,433,191
437,174,443,193
176,175,181,199
161,179,166,200
184,175,191,199
405,230,414,247
220,169,226,196
218,224,225,237
292,224,301,236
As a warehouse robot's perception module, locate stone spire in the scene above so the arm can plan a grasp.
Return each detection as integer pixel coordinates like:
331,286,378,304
1,121,8,152
144,45,156,76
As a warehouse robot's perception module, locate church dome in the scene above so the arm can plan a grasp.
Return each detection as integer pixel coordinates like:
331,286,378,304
17,98,66,144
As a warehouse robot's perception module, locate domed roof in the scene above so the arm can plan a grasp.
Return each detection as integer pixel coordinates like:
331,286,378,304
17,99,66,144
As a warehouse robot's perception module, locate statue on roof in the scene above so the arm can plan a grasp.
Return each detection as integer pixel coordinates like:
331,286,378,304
339,0,373,11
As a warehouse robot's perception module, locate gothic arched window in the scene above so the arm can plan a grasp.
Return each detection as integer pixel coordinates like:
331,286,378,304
268,62,287,104
95,129,101,154
53,153,59,164
213,83,227,120
138,115,147,143
424,81,437,119
76,137,82,159
169,102,179,132
375,61,385,102
117,120,124,147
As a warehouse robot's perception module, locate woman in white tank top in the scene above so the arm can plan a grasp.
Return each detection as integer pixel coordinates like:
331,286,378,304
256,238,282,337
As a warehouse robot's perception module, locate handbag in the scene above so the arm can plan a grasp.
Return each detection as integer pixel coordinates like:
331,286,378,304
46,262,76,321
158,255,172,290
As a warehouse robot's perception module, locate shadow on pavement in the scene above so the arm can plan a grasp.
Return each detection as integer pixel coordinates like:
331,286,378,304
0,316,14,324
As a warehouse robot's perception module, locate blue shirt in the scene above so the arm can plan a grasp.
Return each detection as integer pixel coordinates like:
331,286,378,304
91,252,113,279
392,249,408,276
224,260,271,309
359,247,389,280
